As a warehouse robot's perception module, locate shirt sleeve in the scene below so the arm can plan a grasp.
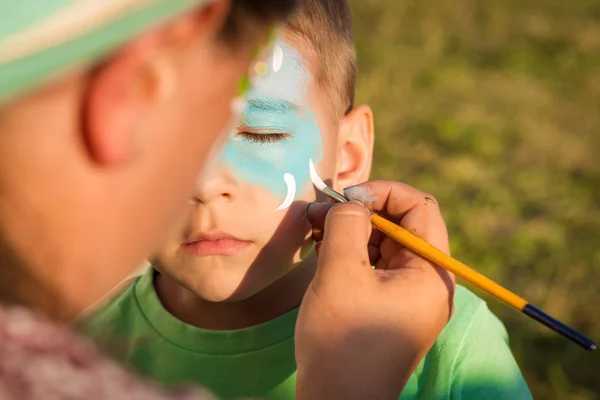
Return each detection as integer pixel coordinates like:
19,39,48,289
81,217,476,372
449,302,533,400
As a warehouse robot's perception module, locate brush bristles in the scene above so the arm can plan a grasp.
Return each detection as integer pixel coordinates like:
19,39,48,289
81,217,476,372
344,186,376,207
309,159,327,191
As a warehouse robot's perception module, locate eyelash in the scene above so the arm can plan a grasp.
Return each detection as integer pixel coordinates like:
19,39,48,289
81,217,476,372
237,132,289,144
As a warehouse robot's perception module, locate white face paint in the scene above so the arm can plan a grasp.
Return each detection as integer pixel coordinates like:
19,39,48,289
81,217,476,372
275,173,297,211
272,44,283,72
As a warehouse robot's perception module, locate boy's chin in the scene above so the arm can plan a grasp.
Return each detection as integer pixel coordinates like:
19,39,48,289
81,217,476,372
193,285,266,304
187,272,270,304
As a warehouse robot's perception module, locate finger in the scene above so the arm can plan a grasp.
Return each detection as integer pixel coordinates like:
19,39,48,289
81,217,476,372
311,226,324,243
346,180,449,254
378,234,405,263
313,221,383,258
316,201,372,280
306,202,333,233
345,180,437,220
310,203,384,247
373,257,389,270
367,243,381,266
315,217,381,263
311,223,324,243
315,241,323,257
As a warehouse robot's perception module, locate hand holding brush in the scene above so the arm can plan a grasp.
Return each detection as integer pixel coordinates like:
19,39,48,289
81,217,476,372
308,160,596,351
296,180,456,400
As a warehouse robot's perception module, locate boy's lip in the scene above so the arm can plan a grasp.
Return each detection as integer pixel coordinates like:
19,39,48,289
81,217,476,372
181,231,252,257
184,231,245,243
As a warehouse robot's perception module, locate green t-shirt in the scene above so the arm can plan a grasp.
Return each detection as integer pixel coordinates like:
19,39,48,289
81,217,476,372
80,268,532,400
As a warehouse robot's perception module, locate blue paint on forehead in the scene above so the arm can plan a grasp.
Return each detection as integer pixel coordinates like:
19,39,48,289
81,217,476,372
219,40,323,200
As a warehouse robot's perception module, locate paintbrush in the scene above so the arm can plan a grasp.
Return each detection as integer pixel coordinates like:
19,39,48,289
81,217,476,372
308,160,596,351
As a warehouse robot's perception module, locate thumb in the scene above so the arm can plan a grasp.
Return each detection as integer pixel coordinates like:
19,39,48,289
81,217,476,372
316,201,373,280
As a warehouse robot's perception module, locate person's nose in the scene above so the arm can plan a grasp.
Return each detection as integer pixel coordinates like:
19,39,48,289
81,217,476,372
193,161,239,204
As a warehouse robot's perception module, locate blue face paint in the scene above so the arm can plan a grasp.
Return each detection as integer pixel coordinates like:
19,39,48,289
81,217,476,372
220,40,323,202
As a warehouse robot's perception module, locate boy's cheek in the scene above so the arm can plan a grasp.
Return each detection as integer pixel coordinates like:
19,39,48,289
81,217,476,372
153,210,191,251
150,235,184,266
259,204,314,265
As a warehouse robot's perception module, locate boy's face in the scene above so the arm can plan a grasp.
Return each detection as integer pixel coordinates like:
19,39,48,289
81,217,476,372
152,35,363,302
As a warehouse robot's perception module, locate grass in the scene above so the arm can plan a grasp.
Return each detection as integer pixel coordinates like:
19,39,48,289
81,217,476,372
351,0,600,398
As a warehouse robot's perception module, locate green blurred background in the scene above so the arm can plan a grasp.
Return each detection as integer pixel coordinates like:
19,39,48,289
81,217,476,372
350,0,600,398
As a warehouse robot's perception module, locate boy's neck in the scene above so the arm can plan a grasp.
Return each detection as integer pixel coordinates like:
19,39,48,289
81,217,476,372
154,253,317,330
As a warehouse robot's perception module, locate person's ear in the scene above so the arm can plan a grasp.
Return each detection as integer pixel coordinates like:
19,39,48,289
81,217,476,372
82,0,231,166
335,104,375,190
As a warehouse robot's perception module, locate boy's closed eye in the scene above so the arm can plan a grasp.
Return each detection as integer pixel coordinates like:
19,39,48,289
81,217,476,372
236,128,291,144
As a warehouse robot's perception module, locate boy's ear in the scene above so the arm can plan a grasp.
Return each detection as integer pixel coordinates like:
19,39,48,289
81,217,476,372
335,104,374,190
82,0,229,167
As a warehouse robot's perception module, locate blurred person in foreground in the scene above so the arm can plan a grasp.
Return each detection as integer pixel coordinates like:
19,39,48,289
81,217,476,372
0,1,455,399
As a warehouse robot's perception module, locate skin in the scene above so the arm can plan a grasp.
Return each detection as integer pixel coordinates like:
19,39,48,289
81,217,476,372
0,0,272,320
152,31,376,330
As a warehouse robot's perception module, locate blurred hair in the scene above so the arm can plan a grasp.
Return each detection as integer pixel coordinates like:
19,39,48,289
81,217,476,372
221,0,297,41
285,0,356,117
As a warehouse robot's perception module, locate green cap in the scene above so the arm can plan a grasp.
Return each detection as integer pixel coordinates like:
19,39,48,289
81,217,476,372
0,0,210,104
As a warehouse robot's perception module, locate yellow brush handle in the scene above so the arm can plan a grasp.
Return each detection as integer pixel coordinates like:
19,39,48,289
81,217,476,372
370,214,528,311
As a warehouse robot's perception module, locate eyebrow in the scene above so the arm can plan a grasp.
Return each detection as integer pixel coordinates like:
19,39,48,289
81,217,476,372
246,98,299,114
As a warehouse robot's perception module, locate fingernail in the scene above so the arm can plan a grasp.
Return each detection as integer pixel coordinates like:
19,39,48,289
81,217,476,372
342,185,357,197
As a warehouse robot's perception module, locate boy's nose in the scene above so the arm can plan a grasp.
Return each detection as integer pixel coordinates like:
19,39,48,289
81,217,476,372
193,167,239,204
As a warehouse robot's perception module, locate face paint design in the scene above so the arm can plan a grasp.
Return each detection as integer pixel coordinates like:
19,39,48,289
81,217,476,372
272,45,283,72
275,173,297,210
219,40,323,210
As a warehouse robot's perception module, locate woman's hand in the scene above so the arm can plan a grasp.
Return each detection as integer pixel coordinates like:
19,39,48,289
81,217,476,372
295,180,455,400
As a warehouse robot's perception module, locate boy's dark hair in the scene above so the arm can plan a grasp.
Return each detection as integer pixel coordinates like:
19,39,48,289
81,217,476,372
285,0,356,117
223,0,297,41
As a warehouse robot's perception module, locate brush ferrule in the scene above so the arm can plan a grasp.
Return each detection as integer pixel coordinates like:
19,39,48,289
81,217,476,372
323,187,348,203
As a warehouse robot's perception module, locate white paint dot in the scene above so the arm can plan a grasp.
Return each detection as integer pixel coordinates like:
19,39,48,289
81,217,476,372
272,44,283,72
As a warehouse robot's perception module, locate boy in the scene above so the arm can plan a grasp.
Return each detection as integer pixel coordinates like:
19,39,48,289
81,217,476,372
81,1,533,399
